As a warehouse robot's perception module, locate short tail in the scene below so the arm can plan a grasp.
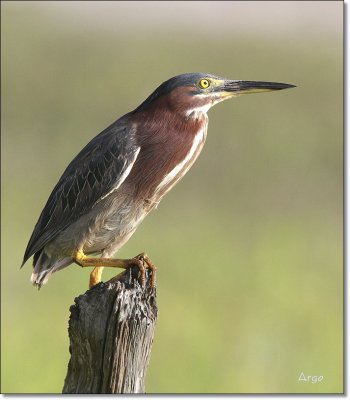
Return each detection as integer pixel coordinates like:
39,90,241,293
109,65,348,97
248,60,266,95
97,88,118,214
31,251,72,288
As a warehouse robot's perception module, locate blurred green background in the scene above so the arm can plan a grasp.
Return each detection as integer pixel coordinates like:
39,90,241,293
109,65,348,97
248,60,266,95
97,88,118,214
1,1,342,394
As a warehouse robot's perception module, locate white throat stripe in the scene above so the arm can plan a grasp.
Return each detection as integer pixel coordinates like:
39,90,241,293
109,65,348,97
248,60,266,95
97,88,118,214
157,129,206,190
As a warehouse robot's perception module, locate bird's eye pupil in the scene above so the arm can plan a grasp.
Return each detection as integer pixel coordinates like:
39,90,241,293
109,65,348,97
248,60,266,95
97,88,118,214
199,79,210,89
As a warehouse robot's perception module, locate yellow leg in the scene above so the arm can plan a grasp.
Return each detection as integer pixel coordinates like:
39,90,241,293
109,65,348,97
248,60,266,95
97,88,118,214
89,267,104,288
73,250,156,288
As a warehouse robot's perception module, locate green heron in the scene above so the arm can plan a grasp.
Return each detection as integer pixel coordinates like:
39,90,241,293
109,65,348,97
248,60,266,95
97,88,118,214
22,73,294,289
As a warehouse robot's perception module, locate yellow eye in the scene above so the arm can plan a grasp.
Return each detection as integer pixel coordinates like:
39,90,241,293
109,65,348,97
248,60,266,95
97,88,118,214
199,79,210,89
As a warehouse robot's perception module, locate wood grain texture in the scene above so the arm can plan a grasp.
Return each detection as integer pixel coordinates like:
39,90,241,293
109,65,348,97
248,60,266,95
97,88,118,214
62,265,157,394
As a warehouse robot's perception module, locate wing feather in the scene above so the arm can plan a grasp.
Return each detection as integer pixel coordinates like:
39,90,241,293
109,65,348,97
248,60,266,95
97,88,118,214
22,117,140,265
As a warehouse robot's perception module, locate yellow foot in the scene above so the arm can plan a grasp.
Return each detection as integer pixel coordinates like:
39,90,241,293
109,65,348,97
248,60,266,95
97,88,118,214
89,267,104,288
74,250,157,289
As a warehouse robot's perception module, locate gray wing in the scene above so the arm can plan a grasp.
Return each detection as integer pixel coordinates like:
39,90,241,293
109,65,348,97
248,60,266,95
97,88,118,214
22,117,140,265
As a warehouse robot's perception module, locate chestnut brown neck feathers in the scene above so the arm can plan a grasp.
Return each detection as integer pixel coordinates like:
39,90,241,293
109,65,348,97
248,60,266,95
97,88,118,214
126,93,208,201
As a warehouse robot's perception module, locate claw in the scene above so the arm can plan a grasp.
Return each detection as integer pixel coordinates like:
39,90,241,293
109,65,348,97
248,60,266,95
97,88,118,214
74,248,157,289
131,257,146,286
135,253,157,288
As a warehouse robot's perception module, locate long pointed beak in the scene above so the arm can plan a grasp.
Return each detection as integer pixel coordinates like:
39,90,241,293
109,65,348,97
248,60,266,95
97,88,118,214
223,80,296,96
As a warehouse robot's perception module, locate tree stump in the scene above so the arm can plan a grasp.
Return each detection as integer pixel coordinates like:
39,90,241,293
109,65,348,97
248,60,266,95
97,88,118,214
62,264,157,394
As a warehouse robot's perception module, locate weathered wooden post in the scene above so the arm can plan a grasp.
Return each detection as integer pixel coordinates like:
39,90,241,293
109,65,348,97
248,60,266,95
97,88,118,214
62,264,157,394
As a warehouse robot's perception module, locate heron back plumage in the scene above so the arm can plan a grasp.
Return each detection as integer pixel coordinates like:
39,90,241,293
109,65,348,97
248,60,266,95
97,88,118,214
22,115,140,267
